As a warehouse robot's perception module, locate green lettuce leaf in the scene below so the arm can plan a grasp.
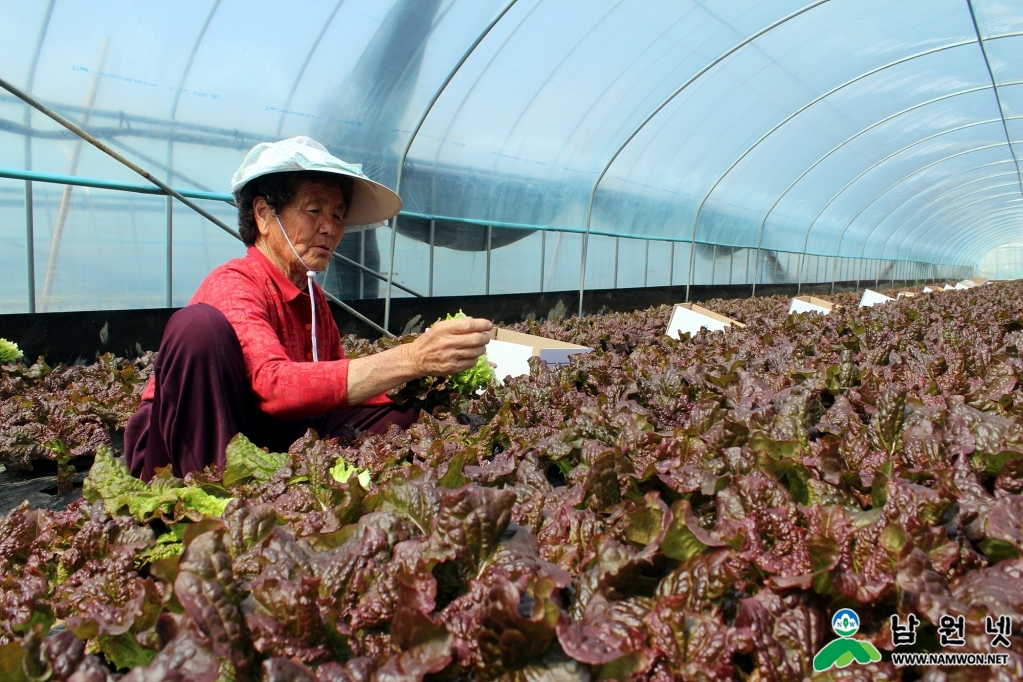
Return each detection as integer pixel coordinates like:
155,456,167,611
135,527,186,567
94,632,157,670
329,456,371,488
178,487,232,517
445,310,495,394
83,446,232,521
223,433,288,487
0,338,23,364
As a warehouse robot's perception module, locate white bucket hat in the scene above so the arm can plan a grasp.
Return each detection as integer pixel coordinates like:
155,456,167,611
230,136,401,229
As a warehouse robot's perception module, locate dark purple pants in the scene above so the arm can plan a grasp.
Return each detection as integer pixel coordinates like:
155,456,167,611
124,304,418,481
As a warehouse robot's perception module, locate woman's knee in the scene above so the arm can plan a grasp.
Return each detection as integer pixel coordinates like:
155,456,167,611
161,304,240,364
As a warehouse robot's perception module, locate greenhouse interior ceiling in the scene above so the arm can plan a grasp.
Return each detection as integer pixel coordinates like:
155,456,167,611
1,0,1020,320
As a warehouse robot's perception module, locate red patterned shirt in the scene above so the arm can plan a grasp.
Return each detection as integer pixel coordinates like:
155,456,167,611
141,247,389,418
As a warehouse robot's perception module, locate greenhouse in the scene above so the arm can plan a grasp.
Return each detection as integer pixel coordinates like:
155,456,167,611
1,0,1023,680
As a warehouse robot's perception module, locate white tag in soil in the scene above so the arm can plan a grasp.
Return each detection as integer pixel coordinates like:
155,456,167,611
484,329,591,381
789,296,833,315
665,303,745,339
859,289,894,308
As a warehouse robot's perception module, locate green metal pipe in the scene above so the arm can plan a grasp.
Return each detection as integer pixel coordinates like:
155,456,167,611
0,167,233,202
0,166,424,299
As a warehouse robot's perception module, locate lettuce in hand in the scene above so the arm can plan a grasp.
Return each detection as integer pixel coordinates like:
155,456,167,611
0,338,22,364
445,311,495,394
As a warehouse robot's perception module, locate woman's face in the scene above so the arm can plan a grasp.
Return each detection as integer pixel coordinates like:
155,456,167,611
254,180,346,275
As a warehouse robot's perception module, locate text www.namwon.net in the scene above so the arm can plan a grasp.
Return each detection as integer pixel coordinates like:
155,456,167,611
892,653,1010,667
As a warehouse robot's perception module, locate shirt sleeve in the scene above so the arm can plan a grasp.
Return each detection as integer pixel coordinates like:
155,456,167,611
317,286,394,408
205,270,351,419
141,375,155,402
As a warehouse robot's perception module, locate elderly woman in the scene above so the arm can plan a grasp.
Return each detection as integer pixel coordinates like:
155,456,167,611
125,137,491,480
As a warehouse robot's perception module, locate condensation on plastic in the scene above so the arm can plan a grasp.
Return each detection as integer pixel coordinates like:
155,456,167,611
0,178,29,313
977,241,1023,279
0,0,1015,313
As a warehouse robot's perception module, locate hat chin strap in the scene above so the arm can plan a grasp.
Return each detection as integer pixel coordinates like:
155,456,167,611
273,211,320,363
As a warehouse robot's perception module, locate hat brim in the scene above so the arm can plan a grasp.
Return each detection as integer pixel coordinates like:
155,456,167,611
346,175,403,229
233,168,402,229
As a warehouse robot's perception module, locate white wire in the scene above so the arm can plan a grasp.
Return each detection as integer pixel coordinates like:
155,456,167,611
273,212,319,362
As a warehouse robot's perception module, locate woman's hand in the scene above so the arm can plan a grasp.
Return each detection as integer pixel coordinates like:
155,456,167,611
344,317,492,406
408,317,493,376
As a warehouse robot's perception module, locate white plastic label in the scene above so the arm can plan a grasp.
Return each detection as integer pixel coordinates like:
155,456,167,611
859,289,894,308
789,297,831,315
485,338,536,382
666,305,733,339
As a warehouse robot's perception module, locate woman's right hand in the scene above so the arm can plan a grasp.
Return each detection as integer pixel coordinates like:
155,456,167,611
407,317,493,376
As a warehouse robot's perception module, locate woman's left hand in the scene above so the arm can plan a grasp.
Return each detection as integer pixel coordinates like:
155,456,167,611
344,317,492,405
406,317,493,376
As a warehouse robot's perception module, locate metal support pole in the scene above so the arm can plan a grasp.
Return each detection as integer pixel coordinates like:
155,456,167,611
757,246,765,296
643,240,649,288
729,248,734,285
485,225,492,296
386,1,515,327
540,230,546,292
384,219,399,332
578,231,589,317
795,252,804,295
710,244,718,285
614,237,620,289
428,220,434,297
358,231,365,299
751,242,763,296
686,243,696,301
25,182,35,312
166,195,173,307
752,248,760,297
686,239,696,302
22,0,53,314
668,240,674,287
165,127,175,310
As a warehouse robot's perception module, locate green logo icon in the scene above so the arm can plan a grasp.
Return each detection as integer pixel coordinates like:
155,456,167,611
813,609,883,672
